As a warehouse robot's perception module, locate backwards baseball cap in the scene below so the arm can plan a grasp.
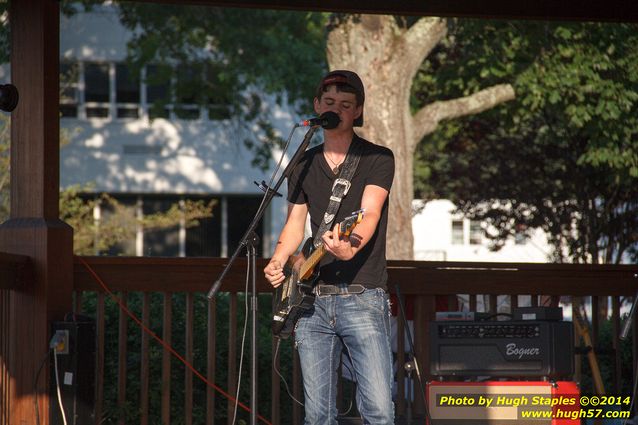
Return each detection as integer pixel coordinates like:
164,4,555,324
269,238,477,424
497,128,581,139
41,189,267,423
317,70,365,127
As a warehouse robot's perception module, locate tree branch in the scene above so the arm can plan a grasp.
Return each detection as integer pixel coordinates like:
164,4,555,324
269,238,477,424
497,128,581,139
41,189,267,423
403,17,447,69
412,83,515,146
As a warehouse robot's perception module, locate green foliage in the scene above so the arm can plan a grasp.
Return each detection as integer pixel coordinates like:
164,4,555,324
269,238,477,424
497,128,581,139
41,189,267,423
415,20,638,263
60,186,215,255
103,1,329,170
79,291,297,424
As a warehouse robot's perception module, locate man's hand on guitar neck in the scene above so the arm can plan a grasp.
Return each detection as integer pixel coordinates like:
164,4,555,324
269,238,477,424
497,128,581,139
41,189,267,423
322,184,387,261
321,222,361,261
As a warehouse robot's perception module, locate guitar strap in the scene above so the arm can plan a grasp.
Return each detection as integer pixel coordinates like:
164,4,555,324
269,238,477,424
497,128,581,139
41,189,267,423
313,136,364,249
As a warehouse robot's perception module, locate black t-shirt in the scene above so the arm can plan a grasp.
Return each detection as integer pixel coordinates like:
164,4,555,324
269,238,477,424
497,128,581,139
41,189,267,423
287,134,395,290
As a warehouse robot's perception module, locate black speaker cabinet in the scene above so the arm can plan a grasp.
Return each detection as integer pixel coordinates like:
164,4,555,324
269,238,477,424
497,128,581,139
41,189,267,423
49,319,96,425
430,320,574,378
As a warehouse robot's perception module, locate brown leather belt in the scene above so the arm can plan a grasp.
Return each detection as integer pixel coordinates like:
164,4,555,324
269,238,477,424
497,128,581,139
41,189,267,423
314,284,366,296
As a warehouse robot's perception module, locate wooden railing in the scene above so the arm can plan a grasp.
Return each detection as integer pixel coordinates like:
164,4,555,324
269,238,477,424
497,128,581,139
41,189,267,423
68,256,638,424
3,254,637,423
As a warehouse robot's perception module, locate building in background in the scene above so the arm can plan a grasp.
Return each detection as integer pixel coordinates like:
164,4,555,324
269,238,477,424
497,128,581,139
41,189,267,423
412,200,550,262
57,4,292,257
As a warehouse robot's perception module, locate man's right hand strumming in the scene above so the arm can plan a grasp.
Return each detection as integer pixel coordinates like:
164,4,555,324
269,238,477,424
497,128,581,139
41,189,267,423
264,259,286,287
265,203,307,288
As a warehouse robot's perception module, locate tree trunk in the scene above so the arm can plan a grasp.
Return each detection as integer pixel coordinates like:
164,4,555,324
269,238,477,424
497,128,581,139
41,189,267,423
327,15,515,260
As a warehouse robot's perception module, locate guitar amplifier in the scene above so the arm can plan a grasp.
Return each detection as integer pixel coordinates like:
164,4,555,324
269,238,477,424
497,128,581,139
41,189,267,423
430,321,573,378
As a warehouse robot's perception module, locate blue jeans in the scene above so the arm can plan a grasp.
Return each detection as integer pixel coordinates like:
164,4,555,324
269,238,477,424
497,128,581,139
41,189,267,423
294,287,394,424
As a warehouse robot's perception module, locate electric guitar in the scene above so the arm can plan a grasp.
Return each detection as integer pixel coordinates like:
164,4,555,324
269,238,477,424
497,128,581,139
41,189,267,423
271,209,365,339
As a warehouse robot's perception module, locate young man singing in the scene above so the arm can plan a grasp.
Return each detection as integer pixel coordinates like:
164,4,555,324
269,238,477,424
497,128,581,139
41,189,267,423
264,70,395,424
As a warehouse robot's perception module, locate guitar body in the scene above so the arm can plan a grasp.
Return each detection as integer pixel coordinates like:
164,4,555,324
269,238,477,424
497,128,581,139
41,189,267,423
272,238,318,339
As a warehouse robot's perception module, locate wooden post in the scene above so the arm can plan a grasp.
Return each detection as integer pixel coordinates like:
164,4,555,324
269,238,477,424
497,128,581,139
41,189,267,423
0,1,73,424
412,294,435,418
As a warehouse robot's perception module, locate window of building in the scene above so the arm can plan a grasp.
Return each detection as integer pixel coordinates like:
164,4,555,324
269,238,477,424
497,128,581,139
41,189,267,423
205,63,233,120
145,64,170,119
186,196,222,257
469,220,483,245
143,196,181,257
174,63,202,120
92,194,262,257
115,63,140,119
451,219,464,245
227,196,265,257
100,194,138,256
84,62,110,118
60,60,232,122
514,224,528,245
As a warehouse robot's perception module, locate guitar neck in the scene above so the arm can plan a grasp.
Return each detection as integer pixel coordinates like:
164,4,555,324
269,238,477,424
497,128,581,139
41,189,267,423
297,210,363,280
299,245,327,280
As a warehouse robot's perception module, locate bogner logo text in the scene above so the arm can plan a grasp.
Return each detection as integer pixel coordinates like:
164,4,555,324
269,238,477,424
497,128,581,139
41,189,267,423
506,343,540,359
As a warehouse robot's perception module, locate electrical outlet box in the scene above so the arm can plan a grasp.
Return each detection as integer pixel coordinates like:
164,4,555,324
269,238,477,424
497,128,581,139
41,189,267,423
53,329,70,354
50,319,96,425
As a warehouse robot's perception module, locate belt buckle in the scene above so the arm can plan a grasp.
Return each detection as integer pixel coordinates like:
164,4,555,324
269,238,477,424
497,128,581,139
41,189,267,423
316,283,364,296
332,178,351,196
315,284,332,296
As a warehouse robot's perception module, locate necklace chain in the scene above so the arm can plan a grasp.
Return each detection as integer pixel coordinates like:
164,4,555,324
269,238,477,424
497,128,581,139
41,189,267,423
325,152,344,167
324,152,344,174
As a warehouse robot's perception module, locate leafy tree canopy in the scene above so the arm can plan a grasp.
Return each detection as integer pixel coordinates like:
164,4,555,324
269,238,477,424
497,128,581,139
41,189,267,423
71,1,329,168
414,20,638,263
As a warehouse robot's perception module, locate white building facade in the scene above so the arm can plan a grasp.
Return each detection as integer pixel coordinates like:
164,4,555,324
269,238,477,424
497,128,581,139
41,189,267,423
413,200,551,262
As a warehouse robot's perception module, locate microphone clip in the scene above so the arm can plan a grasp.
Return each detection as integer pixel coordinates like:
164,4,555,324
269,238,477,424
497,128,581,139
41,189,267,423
254,180,282,197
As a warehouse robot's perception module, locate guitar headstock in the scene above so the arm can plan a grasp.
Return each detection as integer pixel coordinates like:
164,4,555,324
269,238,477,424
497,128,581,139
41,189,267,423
339,209,365,237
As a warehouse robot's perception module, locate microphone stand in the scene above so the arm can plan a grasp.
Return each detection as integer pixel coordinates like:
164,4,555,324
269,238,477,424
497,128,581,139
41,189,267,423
207,125,320,425
394,283,430,424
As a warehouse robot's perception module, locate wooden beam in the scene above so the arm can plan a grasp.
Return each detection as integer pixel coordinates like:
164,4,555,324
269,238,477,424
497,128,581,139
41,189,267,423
124,0,638,22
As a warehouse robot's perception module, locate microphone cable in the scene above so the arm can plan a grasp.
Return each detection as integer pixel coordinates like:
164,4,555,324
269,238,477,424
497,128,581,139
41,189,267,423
256,120,316,410
231,249,251,425
272,338,304,407
52,348,69,425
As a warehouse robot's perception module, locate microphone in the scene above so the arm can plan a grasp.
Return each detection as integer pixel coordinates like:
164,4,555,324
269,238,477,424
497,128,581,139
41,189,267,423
298,111,340,129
